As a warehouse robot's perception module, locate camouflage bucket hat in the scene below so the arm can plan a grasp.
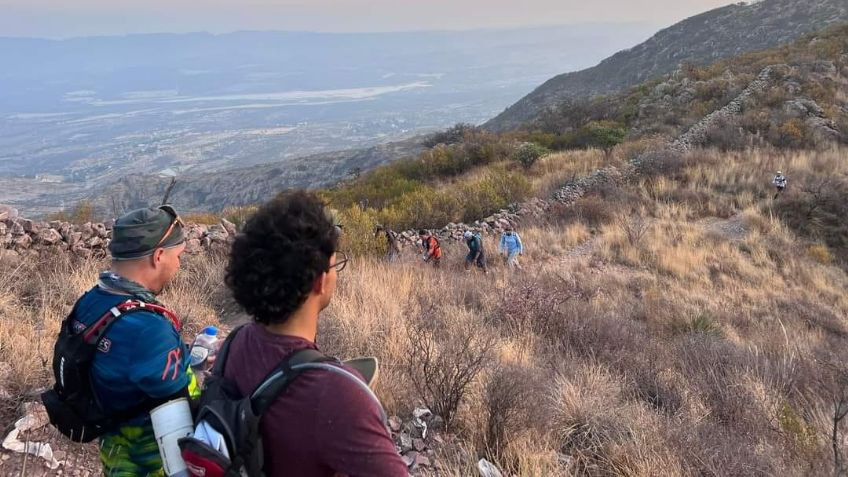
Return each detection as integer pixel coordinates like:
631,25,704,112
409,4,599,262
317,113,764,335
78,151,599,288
109,205,185,261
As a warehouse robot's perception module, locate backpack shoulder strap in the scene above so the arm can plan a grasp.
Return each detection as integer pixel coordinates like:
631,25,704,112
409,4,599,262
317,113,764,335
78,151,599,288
250,349,389,424
249,349,335,415
81,300,173,346
210,323,248,376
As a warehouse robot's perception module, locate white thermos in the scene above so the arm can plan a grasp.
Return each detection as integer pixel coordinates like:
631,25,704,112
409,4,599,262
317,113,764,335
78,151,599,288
150,398,194,477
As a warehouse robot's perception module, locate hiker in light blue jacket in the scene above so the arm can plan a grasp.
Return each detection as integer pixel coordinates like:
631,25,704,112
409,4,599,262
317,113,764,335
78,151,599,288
499,226,524,269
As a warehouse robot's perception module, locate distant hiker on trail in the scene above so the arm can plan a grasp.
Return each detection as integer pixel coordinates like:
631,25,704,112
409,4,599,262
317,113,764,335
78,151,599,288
499,226,524,270
375,224,402,262
220,191,408,477
42,205,199,476
420,229,442,267
464,230,488,273
773,170,787,199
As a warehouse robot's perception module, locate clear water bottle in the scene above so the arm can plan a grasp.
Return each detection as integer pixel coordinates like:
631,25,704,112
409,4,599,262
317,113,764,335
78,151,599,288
190,326,219,370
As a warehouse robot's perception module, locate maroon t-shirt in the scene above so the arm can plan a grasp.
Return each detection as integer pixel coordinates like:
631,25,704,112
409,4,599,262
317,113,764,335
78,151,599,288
223,323,408,477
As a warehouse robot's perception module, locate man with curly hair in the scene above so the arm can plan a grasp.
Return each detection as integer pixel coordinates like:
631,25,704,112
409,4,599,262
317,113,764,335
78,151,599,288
222,191,408,477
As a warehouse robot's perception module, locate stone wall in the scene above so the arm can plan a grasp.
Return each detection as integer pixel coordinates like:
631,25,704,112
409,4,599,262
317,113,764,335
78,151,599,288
0,205,236,263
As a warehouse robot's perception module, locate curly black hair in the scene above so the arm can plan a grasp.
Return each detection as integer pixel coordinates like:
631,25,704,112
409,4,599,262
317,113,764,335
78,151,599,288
225,191,339,324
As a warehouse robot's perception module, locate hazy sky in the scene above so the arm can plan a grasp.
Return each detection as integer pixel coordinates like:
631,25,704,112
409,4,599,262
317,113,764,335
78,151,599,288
1,0,737,38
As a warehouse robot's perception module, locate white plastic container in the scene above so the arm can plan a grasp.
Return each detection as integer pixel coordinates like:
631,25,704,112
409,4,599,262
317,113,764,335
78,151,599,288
150,398,194,477
189,326,219,369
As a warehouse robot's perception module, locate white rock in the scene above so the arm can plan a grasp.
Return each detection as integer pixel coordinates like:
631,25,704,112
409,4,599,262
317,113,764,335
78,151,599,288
477,458,503,477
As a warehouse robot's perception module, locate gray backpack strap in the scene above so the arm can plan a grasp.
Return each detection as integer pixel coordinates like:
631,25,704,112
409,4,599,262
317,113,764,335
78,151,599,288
294,362,388,425
250,352,388,424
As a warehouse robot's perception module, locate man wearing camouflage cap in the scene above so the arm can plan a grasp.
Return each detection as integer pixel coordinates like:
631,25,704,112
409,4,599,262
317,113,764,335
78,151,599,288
70,205,198,476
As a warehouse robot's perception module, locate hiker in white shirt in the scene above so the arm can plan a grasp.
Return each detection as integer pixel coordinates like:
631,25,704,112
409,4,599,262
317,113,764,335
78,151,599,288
772,170,787,199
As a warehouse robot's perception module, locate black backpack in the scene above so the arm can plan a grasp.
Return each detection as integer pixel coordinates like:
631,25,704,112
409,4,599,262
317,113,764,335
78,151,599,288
178,325,383,477
41,299,181,443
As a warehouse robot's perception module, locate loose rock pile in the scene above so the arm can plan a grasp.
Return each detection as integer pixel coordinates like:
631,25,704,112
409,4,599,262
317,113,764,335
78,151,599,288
388,408,443,474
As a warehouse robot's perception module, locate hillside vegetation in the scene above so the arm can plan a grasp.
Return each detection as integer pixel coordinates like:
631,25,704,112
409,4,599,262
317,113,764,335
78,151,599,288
3,146,848,475
487,0,848,130
3,17,848,477
317,27,848,268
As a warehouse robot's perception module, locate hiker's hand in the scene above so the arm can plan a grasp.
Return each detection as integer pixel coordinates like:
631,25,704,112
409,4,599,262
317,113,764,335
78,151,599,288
205,339,225,366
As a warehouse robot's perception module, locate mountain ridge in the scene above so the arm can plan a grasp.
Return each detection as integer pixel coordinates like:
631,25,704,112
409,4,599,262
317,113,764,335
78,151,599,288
485,0,848,131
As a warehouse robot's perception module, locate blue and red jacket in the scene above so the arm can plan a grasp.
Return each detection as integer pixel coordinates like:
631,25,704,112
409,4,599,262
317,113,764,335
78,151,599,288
72,287,191,420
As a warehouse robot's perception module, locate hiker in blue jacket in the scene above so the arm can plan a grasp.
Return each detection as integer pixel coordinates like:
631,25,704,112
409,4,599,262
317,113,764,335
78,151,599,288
499,226,524,269
73,206,199,476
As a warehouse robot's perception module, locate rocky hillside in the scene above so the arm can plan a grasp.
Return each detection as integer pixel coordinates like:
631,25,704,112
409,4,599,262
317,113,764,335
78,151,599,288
529,22,848,150
485,0,848,131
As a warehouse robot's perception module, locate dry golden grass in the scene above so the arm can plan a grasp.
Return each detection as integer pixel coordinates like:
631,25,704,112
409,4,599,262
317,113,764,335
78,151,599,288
2,146,848,475
529,149,615,198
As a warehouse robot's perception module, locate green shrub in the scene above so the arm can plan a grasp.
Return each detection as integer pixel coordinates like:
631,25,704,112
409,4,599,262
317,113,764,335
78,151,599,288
512,142,549,169
573,121,628,153
336,205,384,257
424,123,478,147
456,168,531,223
322,165,425,210
384,185,463,230
669,312,723,336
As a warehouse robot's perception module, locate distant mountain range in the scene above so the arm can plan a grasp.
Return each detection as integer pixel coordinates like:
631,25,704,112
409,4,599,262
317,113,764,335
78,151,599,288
86,0,848,213
485,0,848,131
0,24,659,215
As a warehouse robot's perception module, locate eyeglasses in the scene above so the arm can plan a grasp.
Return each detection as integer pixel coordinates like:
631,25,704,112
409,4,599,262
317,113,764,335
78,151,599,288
154,204,185,248
330,251,348,273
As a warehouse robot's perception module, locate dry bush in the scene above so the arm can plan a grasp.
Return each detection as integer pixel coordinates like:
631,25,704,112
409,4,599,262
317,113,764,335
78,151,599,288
551,195,617,228
0,254,101,426
616,213,649,246
403,309,495,426
807,244,834,265
480,364,547,467
161,253,227,336
529,149,610,198
221,205,258,229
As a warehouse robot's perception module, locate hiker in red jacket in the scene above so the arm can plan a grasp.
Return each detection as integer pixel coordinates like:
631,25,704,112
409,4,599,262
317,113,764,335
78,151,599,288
419,229,442,268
